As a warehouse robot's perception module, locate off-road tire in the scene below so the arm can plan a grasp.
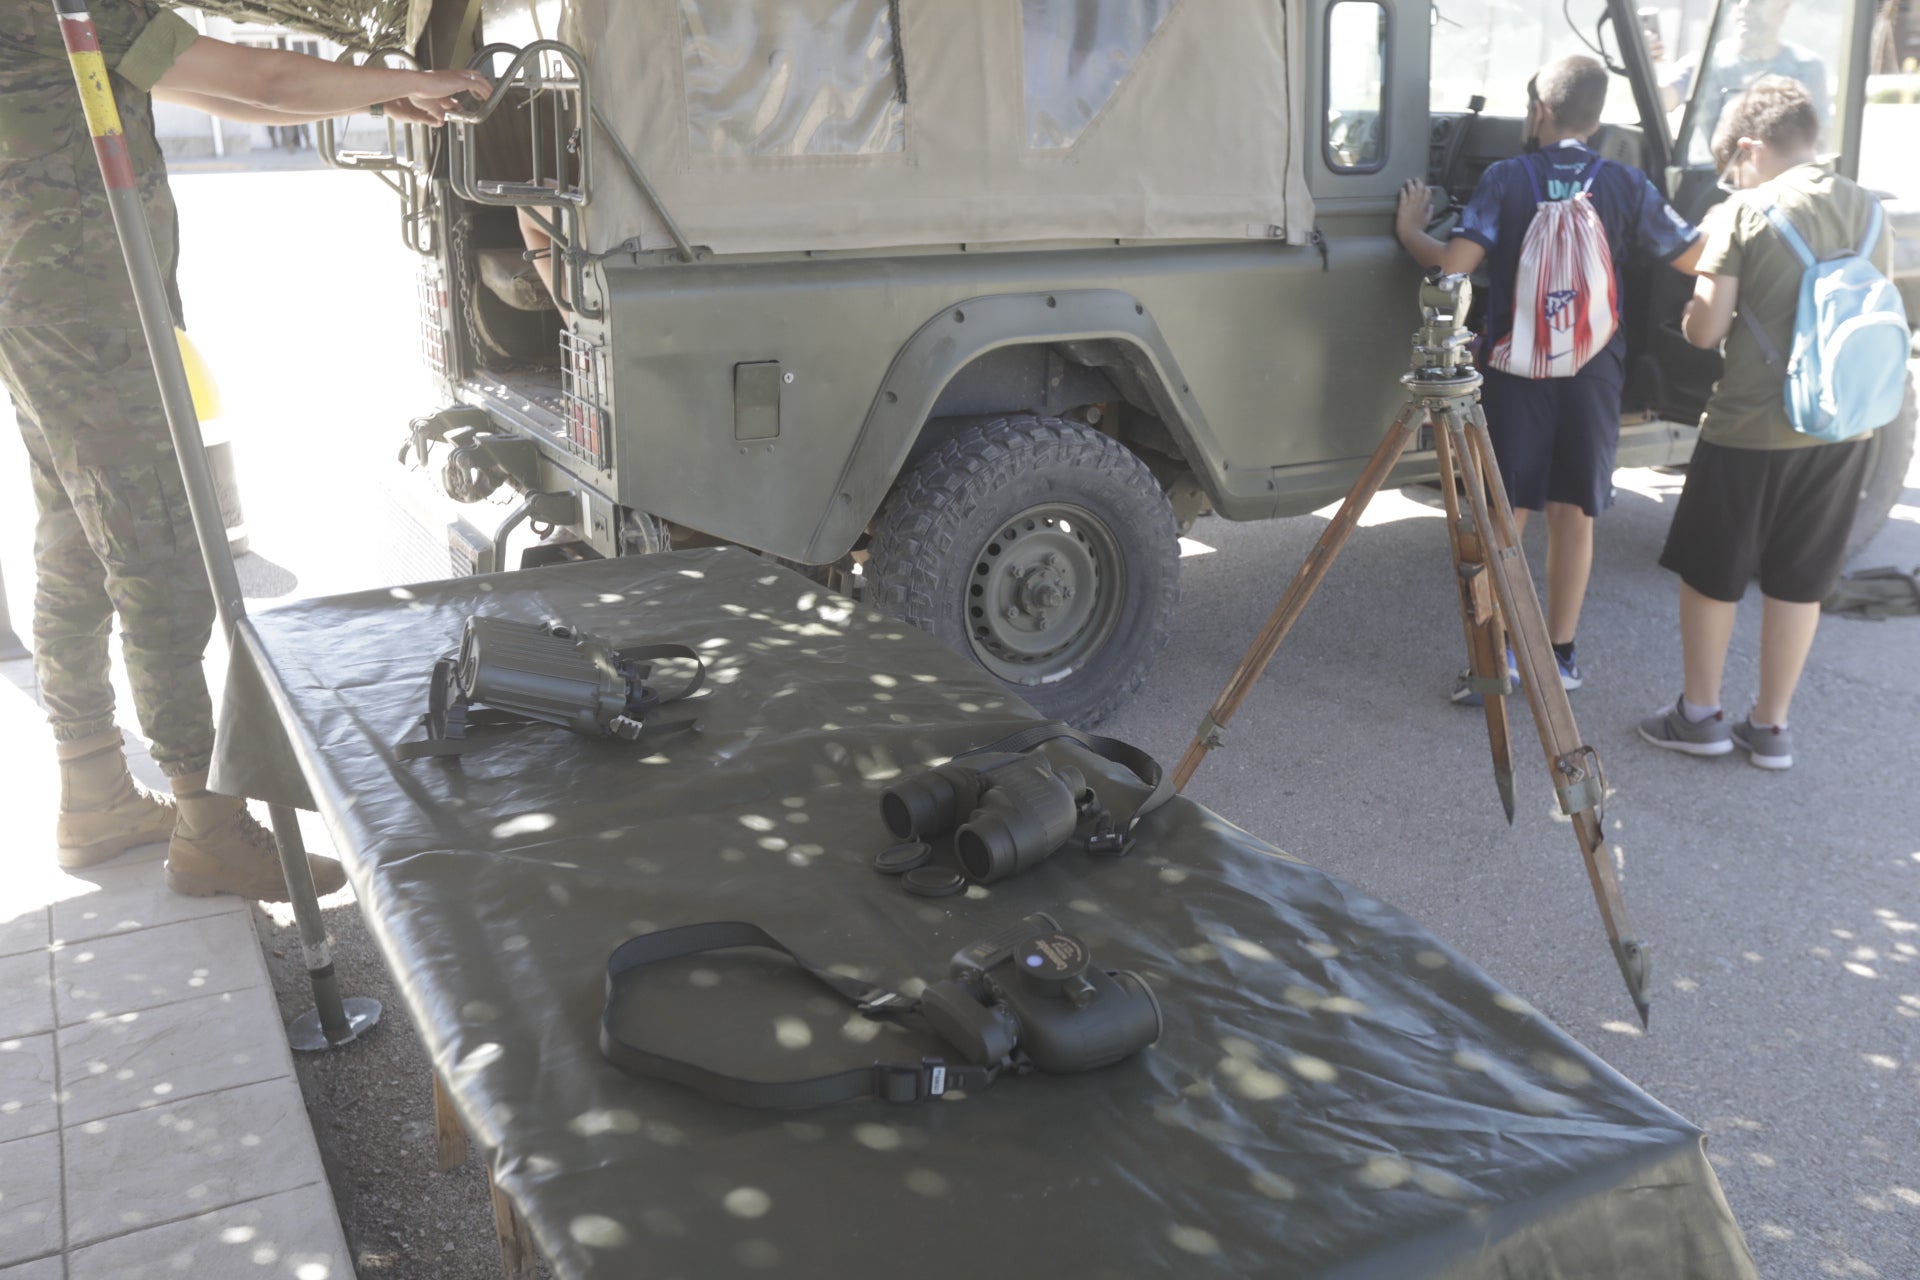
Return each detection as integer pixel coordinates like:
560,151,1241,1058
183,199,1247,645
1846,373,1916,561
866,415,1179,726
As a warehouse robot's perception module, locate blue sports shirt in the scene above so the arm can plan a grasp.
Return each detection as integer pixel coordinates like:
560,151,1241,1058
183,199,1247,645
1454,140,1699,371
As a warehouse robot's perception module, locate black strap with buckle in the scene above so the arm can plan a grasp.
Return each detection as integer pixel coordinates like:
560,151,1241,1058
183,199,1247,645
599,921,998,1109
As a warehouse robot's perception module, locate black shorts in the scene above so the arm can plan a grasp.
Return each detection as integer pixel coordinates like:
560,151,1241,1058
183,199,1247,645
1477,349,1624,518
1658,437,1873,604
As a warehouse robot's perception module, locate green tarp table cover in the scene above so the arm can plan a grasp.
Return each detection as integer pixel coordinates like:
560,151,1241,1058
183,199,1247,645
212,548,1754,1279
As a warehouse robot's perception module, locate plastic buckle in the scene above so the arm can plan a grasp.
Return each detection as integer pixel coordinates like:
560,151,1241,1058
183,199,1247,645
1085,829,1131,858
874,1059,948,1104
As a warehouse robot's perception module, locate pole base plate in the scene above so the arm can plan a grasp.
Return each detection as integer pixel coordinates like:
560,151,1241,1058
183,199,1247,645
288,996,382,1052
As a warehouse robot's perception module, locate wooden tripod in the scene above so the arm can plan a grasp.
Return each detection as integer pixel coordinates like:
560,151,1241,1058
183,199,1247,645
1171,325,1652,1025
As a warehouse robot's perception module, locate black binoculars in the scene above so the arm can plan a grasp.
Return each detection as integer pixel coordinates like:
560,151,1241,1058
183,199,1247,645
919,913,1161,1075
881,752,1092,884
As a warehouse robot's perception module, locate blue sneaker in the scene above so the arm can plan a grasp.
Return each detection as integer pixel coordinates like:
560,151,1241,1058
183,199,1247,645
1556,650,1582,691
1450,648,1519,708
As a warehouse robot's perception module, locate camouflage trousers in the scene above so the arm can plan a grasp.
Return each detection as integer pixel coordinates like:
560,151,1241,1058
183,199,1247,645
0,321,215,777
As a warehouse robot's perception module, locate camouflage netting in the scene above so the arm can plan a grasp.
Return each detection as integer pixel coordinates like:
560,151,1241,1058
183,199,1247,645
163,0,430,51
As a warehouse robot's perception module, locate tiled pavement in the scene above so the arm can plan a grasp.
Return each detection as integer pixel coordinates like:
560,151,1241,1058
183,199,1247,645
0,655,350,1280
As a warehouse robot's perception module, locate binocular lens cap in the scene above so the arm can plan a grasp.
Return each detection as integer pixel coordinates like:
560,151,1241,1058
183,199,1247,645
1016,933,1091,985
873,842,932,875
903,867,968,898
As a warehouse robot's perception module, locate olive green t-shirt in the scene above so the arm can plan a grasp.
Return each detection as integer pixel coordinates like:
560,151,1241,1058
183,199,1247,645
0,2,199,329
1695,164,1895,450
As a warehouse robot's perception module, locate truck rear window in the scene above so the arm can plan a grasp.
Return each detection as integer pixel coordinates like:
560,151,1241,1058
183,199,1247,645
678,0,906,158
1022,0,1177,150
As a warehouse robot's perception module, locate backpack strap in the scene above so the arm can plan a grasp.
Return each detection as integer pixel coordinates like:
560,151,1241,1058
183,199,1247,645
1519,152,1546,204
1754,196,1817,269
1738,301,1788,380
1736,195,1803,380
1855,199,1885,259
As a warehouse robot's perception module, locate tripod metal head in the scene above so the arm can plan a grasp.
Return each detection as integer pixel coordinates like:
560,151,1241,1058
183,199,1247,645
1404,270,1481,394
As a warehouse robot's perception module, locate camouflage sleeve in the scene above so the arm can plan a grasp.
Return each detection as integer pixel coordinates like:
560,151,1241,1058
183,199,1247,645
113,9,199,93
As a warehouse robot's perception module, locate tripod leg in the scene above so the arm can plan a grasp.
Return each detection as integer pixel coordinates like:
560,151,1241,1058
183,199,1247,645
1172,402,1424,791
1448,405,1651,1026
1430,399,1516,823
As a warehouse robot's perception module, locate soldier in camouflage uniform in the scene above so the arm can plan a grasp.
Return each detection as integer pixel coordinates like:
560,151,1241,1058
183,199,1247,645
1,1,487,897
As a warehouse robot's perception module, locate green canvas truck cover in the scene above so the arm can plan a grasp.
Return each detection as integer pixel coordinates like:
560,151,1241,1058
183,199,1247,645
484,0,1317,255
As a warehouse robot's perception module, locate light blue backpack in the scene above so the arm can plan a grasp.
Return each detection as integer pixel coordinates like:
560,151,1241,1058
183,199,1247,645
1741,197,1910,442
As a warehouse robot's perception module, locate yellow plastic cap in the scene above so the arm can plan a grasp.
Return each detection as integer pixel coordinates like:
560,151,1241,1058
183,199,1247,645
173,327,223,422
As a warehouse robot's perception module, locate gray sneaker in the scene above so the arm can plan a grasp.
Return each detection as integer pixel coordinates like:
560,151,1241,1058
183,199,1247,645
1730,716,1794,770
1637,698,1734,757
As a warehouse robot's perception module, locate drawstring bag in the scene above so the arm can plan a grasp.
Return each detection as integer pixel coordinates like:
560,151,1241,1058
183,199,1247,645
1488,155,1619,380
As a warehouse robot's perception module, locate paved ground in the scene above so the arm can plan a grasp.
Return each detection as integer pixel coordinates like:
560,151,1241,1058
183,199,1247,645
0,168,510,1280
1102,459,1920,1279
2,165,1915,1278
0,657,350,1278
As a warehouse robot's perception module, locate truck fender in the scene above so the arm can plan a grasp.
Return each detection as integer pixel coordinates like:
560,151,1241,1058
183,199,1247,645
802,289,1223,563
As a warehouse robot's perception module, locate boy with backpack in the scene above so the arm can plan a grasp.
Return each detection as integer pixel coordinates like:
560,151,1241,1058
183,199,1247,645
1637,76,1907,770
1396,56,1702,703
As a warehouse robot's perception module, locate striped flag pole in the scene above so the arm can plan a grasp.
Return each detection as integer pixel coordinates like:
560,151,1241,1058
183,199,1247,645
54,1,379,1050
52,0,246,633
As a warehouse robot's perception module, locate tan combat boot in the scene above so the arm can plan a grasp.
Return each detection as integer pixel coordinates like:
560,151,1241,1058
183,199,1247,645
56,729,178,869
165,773,348,902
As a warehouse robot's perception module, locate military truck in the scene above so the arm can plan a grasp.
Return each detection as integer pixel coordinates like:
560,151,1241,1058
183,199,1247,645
281,0,1912,725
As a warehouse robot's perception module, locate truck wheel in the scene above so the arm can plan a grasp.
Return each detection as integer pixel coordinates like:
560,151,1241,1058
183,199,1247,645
1846,375,1916,561
867,415,1178,726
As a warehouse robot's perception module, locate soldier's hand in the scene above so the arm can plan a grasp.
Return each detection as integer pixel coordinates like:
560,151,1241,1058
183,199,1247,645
1395,179,1433,238
399,68,494,124
382,98,440,126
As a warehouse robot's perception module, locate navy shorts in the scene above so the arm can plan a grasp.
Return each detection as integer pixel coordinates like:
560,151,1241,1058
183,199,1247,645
1476,348,1624,517
1659,437,1872,604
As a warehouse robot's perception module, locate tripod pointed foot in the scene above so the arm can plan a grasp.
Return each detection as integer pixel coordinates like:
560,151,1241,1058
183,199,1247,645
1496,771,1515,824
1614,938,1654,1029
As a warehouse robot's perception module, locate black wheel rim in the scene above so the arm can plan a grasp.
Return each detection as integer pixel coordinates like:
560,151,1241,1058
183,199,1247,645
964,503,1124,684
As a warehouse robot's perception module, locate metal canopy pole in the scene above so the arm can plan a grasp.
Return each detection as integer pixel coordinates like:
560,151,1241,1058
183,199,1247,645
53,0,376,1049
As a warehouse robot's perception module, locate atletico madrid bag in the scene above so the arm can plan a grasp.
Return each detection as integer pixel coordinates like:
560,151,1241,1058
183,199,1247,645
1487,156,1619,379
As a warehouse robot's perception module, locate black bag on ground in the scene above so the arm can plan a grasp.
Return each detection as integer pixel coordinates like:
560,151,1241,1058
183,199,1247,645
1823,567,1920,620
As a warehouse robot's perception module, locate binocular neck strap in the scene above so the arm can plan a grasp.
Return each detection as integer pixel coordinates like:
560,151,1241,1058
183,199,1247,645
961,722,1173,834
600,921,997,1108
